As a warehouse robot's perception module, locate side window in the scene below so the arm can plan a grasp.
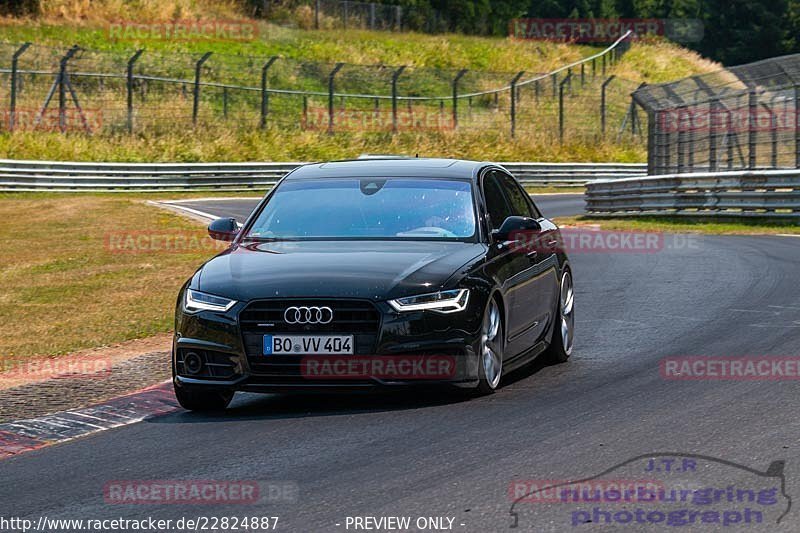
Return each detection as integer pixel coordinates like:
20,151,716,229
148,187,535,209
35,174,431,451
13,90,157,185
482,171,513,230
498,173,537,218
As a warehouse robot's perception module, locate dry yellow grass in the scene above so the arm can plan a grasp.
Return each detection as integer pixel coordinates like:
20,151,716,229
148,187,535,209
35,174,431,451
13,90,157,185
0,194,222,360
38,0,246,23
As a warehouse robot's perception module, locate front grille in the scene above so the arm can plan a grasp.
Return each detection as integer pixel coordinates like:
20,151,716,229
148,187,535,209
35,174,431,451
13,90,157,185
239,299,381,377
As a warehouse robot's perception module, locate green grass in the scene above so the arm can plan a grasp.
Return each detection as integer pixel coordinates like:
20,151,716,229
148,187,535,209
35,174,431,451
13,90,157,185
1,21,595,71
555,215,800,235
0,193,223,360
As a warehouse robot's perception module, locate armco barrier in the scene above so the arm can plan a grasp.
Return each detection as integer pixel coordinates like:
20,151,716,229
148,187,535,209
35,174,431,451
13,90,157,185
586,169,800,217
0,160,646,192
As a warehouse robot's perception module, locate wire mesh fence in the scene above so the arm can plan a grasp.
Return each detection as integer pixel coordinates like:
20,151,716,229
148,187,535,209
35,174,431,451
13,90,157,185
0,36,644,147
634,54,800,175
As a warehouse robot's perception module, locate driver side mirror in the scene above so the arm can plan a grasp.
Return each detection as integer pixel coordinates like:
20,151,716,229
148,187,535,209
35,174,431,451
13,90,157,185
208,217,239,242
491,216,541,243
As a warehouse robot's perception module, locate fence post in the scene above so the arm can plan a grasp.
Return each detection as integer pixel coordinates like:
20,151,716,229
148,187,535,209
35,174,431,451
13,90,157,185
551,72,557,98
9,42,31,132
600,75,616,138
343,1,348,29
126,49,143,134
395,6,402,31
58,46,81,133
602,54,606,76
509,71,525,138
558,72,572,143
709,100,718,172
767,97,779,168
726,108,734,170
193,52,212,127
646,109,656,174
796,85,800,168
260,55,279,129
315,0,320,29
391,65,406,134
452,69,467,129
328,62,344,134
748,89,758,169
369,3,376,30
580,63,585,88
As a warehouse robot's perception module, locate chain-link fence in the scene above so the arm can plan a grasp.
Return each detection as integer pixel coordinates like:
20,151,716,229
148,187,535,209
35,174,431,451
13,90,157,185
0,35,643,146
634,54,800,175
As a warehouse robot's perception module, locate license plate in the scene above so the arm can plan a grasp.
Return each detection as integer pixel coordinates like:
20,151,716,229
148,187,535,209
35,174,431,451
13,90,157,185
263,334,354,356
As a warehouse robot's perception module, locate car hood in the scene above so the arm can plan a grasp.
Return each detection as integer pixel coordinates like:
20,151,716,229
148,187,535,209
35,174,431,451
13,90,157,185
196,240,486,302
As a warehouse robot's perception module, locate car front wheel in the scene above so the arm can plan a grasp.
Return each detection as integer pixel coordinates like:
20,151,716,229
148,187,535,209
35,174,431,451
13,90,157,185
476,298,504,394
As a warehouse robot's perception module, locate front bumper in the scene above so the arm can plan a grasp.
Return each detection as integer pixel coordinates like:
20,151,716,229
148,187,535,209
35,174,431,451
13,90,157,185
173,295,487,393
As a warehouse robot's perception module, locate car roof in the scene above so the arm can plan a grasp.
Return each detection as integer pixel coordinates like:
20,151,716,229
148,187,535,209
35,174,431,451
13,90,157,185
284,158,497,180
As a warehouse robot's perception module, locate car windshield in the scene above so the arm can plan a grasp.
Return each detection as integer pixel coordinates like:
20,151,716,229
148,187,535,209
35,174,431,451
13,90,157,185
245,178,476,240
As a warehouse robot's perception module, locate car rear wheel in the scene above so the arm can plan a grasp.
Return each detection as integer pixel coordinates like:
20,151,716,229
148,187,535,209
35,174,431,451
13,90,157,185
476,298,503,395
174,383,234,411
544,269,575,364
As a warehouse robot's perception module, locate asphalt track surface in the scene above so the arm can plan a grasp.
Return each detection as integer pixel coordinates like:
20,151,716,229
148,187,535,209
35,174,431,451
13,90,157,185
2,194,800,532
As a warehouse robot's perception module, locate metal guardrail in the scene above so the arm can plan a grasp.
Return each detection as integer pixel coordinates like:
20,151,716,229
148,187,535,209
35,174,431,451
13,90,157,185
586,169,800,217
0,159,646,192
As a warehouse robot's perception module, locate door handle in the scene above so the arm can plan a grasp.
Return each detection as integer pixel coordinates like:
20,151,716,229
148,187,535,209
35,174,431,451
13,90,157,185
526,250,538,259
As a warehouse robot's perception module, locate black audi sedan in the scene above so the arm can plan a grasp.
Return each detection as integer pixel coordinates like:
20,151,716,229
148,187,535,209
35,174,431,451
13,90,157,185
173,158,574,410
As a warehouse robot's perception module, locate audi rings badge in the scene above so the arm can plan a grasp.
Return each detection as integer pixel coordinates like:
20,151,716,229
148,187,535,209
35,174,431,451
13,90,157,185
284,306,334,325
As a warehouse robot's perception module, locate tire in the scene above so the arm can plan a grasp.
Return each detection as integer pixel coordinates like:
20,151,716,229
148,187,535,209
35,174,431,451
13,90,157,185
476,297,504,395
543,269,575,364
174,383,234,411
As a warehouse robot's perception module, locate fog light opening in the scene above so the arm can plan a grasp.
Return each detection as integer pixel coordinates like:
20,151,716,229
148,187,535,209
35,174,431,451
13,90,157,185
184,351,205,375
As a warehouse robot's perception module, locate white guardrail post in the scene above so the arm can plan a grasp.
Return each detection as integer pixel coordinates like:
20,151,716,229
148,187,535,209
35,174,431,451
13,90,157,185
586,169,800,217
0,160,646,192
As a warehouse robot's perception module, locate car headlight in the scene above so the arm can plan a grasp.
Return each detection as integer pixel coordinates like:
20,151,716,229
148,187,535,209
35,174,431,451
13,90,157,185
184,289,237,313
388,289,469,314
